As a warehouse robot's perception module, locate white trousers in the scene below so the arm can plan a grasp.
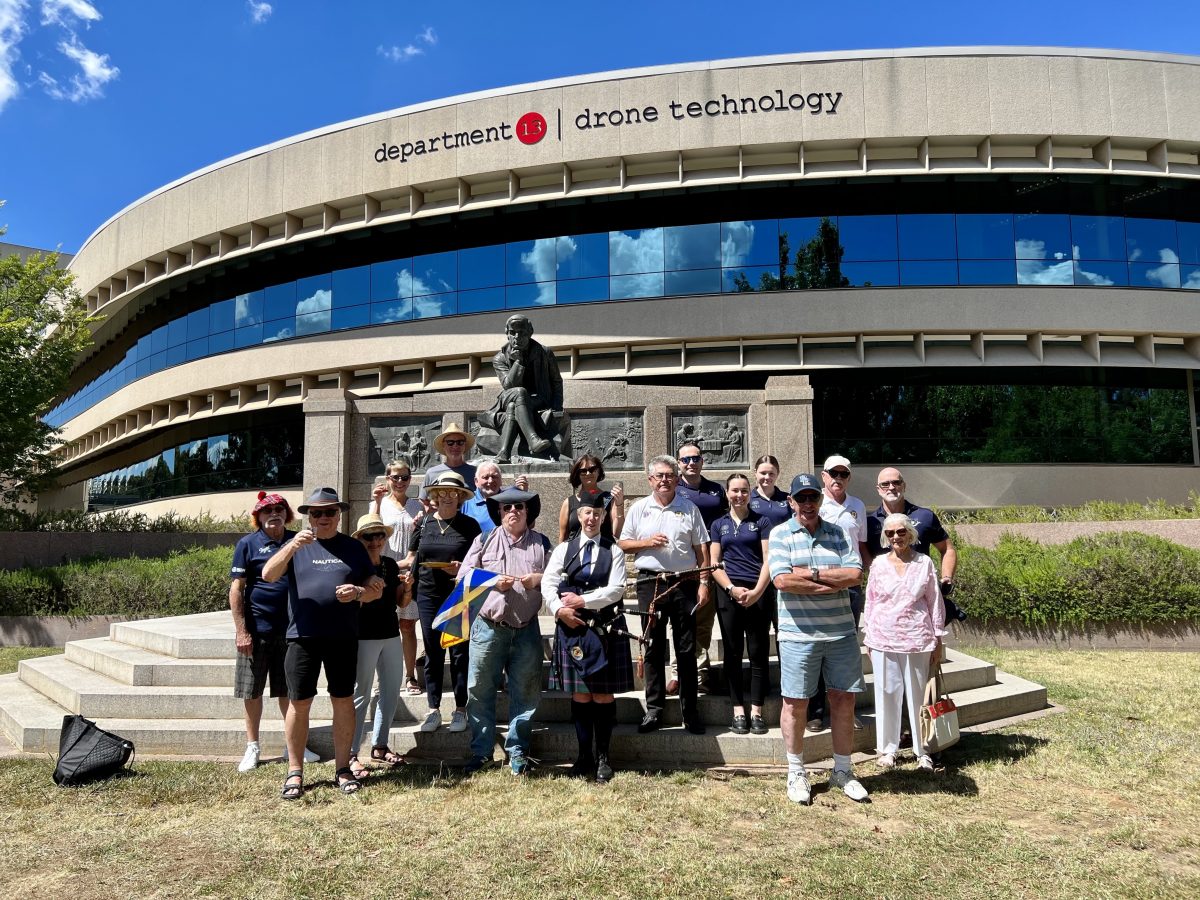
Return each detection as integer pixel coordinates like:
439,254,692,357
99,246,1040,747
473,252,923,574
870,648,931,756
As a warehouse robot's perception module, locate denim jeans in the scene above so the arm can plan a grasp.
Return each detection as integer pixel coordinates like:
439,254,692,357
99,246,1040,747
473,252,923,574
351,636,404,755
467,617,543,763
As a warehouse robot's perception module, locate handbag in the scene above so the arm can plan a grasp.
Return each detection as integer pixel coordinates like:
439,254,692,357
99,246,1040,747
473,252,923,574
53,715,135,786
920,664,960,753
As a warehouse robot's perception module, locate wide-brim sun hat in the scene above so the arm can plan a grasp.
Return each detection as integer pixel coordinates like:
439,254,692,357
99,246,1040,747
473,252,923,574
297,486,350,513
485,487,541,526
425,471,475,502
352,513,394,539
433,423,475,455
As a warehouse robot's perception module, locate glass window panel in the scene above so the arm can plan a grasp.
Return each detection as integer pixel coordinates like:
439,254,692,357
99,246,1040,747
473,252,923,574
837,215,897,261
135,357,152,379
956,214,1014,259
414,293,457,319
1017,257,1073,285
458,287,505,314
841,261,899,287
1178,222,1200,265
1070,215,1126,261
459,245,505,290
235,324,263,348
1015,213,1071,261
331,266,370,308
295,310,331,336
296,275,332,323
1182,267,1200,290
721,220,778,267
331,304,371,330
778,217,824,256
506,282,556,308
208,330,235,354
899,260,958,286
185,309,209,341
557,233,608,279
958,260,1016,285
557,277,609,304
264,282,297,320
722,265,781,292
262,319,295,343
507,239,561,285
234,291,263,327
1073,260,1128,286
167,318,187,348
150,324,168,354
370,299,412,324
166,344,186,366
611,272,665,300
1129,261,1180,289
371,259,413,301
209,299,235,334
898,214,956,260
665,223,720,271
1125,218,1179,266
150,350,167,371
665,268,720,295
609,228,664,275
412,251,457,295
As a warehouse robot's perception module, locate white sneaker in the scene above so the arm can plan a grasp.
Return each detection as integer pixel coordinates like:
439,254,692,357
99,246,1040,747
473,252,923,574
281,746,321,764
237,741,260,773
829,768,869,802
917,754,935,772
420,710,443,733
876,753,896,770
786,770,811,804
448,710,467,733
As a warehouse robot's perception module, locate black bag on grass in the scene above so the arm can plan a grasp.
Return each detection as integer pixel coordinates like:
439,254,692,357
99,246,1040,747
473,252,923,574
53,715,134,786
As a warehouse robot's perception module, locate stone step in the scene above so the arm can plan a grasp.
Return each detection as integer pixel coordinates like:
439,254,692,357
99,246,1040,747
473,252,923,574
110,612,236,659
0,673,69,755
65,638,234,687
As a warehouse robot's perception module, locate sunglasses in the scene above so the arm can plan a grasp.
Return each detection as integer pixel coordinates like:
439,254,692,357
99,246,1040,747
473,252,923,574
361,532,388,541
388,473,412,482
679,455,702,464
827,469,851,479
443,438,467,446
794,494,821,504
883,529,908,538
878,480,905,489
259,504,287,514
308,508,339,519
578,465,599,475
501,502,526,512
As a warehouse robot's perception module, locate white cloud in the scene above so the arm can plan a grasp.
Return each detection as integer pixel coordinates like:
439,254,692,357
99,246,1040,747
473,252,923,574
1143,248,1181,289
1184,270,1200,291
418,25,436,45
296,288,331,315
39,0,99,27
379,26,437,63
0,0,28,113
1015,239,1075,286
720,221,754,267
247,1,272,25
41,31,117,100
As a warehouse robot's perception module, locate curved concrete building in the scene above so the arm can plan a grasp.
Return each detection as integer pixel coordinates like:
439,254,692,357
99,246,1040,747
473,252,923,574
44,47,1200,516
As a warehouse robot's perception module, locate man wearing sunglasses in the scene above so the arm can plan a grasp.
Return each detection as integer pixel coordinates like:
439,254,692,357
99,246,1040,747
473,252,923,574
462,461,531,535
769,474,866,805
672,441,728,696
866,467,961,622
459,487,551,775
419,423,478,506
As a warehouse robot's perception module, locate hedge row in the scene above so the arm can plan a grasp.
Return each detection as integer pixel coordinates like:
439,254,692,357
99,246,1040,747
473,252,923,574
940,494,1200,525
0,547,230,617
953,531,1200,627
0,508,246,533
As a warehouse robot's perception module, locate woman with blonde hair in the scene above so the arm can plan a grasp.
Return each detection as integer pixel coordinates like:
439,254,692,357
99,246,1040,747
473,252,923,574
863,512,946,771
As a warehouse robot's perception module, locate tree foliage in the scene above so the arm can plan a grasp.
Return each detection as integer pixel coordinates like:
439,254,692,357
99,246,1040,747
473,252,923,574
734,217,850,292
0,218,95,502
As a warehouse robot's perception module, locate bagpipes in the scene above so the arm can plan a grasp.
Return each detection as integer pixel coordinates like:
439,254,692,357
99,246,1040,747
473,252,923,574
627,563,723,679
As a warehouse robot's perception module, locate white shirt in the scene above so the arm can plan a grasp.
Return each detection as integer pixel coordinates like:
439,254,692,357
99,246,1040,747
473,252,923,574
542,537,626,615
619,492,709,572
820,492,866,547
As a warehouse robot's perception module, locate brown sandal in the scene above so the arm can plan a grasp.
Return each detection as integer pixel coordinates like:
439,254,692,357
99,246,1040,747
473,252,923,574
371,745,404,766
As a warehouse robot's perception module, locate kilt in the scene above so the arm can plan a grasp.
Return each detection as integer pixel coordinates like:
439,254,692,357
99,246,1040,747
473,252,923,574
549,613,636,695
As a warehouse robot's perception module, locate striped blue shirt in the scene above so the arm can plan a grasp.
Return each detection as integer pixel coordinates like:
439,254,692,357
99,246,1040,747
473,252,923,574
768,517,862,643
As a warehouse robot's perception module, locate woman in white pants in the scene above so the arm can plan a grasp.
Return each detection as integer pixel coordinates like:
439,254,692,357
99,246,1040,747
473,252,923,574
863,512,946,771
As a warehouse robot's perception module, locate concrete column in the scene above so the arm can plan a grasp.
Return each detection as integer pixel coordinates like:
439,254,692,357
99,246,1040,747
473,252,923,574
763,374,815,477
303,388,353,528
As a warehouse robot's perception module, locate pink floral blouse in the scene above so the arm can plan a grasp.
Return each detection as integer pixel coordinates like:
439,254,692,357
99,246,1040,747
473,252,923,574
863,551,947,653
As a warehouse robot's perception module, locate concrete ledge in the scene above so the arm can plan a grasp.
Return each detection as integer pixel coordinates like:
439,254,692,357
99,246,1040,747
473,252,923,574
0,615,133,648
949,620,1200,650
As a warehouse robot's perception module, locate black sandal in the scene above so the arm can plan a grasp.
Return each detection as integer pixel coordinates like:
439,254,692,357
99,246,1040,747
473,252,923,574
281,769,304,801
349,754,370,779
334,766,362,795
371,745,404,766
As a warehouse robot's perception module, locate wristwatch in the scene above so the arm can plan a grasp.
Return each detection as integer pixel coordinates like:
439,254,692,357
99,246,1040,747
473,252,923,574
810,567,821,583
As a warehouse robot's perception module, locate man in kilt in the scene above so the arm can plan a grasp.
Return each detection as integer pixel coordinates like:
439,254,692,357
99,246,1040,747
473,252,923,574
542,495,633,783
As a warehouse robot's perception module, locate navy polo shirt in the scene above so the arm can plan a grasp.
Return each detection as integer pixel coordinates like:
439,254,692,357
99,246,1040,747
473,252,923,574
286,533,374,640
230,529,291,637
709,511,770,583
749,487,792,531
676,475,728,529
866,500,949,560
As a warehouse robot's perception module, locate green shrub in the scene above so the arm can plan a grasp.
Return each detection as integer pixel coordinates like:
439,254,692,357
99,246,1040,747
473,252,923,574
0,508,246,534
955,531,1200,627
940,493,1200,525
0,547,230,617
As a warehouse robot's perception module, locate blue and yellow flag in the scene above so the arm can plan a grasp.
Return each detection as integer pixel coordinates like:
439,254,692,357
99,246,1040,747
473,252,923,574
432,567,501,648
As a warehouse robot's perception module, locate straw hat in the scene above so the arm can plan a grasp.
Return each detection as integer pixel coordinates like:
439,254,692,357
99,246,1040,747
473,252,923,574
425,471,474,502
433,422,475,455
351,513,394,539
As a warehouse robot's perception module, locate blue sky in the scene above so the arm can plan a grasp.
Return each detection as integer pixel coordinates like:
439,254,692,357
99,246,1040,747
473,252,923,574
0,0,1197,254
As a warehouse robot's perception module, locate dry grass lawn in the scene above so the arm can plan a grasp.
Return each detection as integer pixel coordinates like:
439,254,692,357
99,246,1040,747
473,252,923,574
0,646,1197,899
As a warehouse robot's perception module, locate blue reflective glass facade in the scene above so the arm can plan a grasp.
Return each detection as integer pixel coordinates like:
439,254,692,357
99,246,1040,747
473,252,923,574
49,203,1200,429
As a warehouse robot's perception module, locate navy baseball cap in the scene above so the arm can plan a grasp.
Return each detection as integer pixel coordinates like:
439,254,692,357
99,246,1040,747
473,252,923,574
789,473,823,499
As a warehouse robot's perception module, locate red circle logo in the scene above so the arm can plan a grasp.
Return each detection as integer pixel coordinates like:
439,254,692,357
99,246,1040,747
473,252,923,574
516,111,547,145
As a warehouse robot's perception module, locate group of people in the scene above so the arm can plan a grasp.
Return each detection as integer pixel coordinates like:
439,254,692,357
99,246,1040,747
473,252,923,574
228,421,959,804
